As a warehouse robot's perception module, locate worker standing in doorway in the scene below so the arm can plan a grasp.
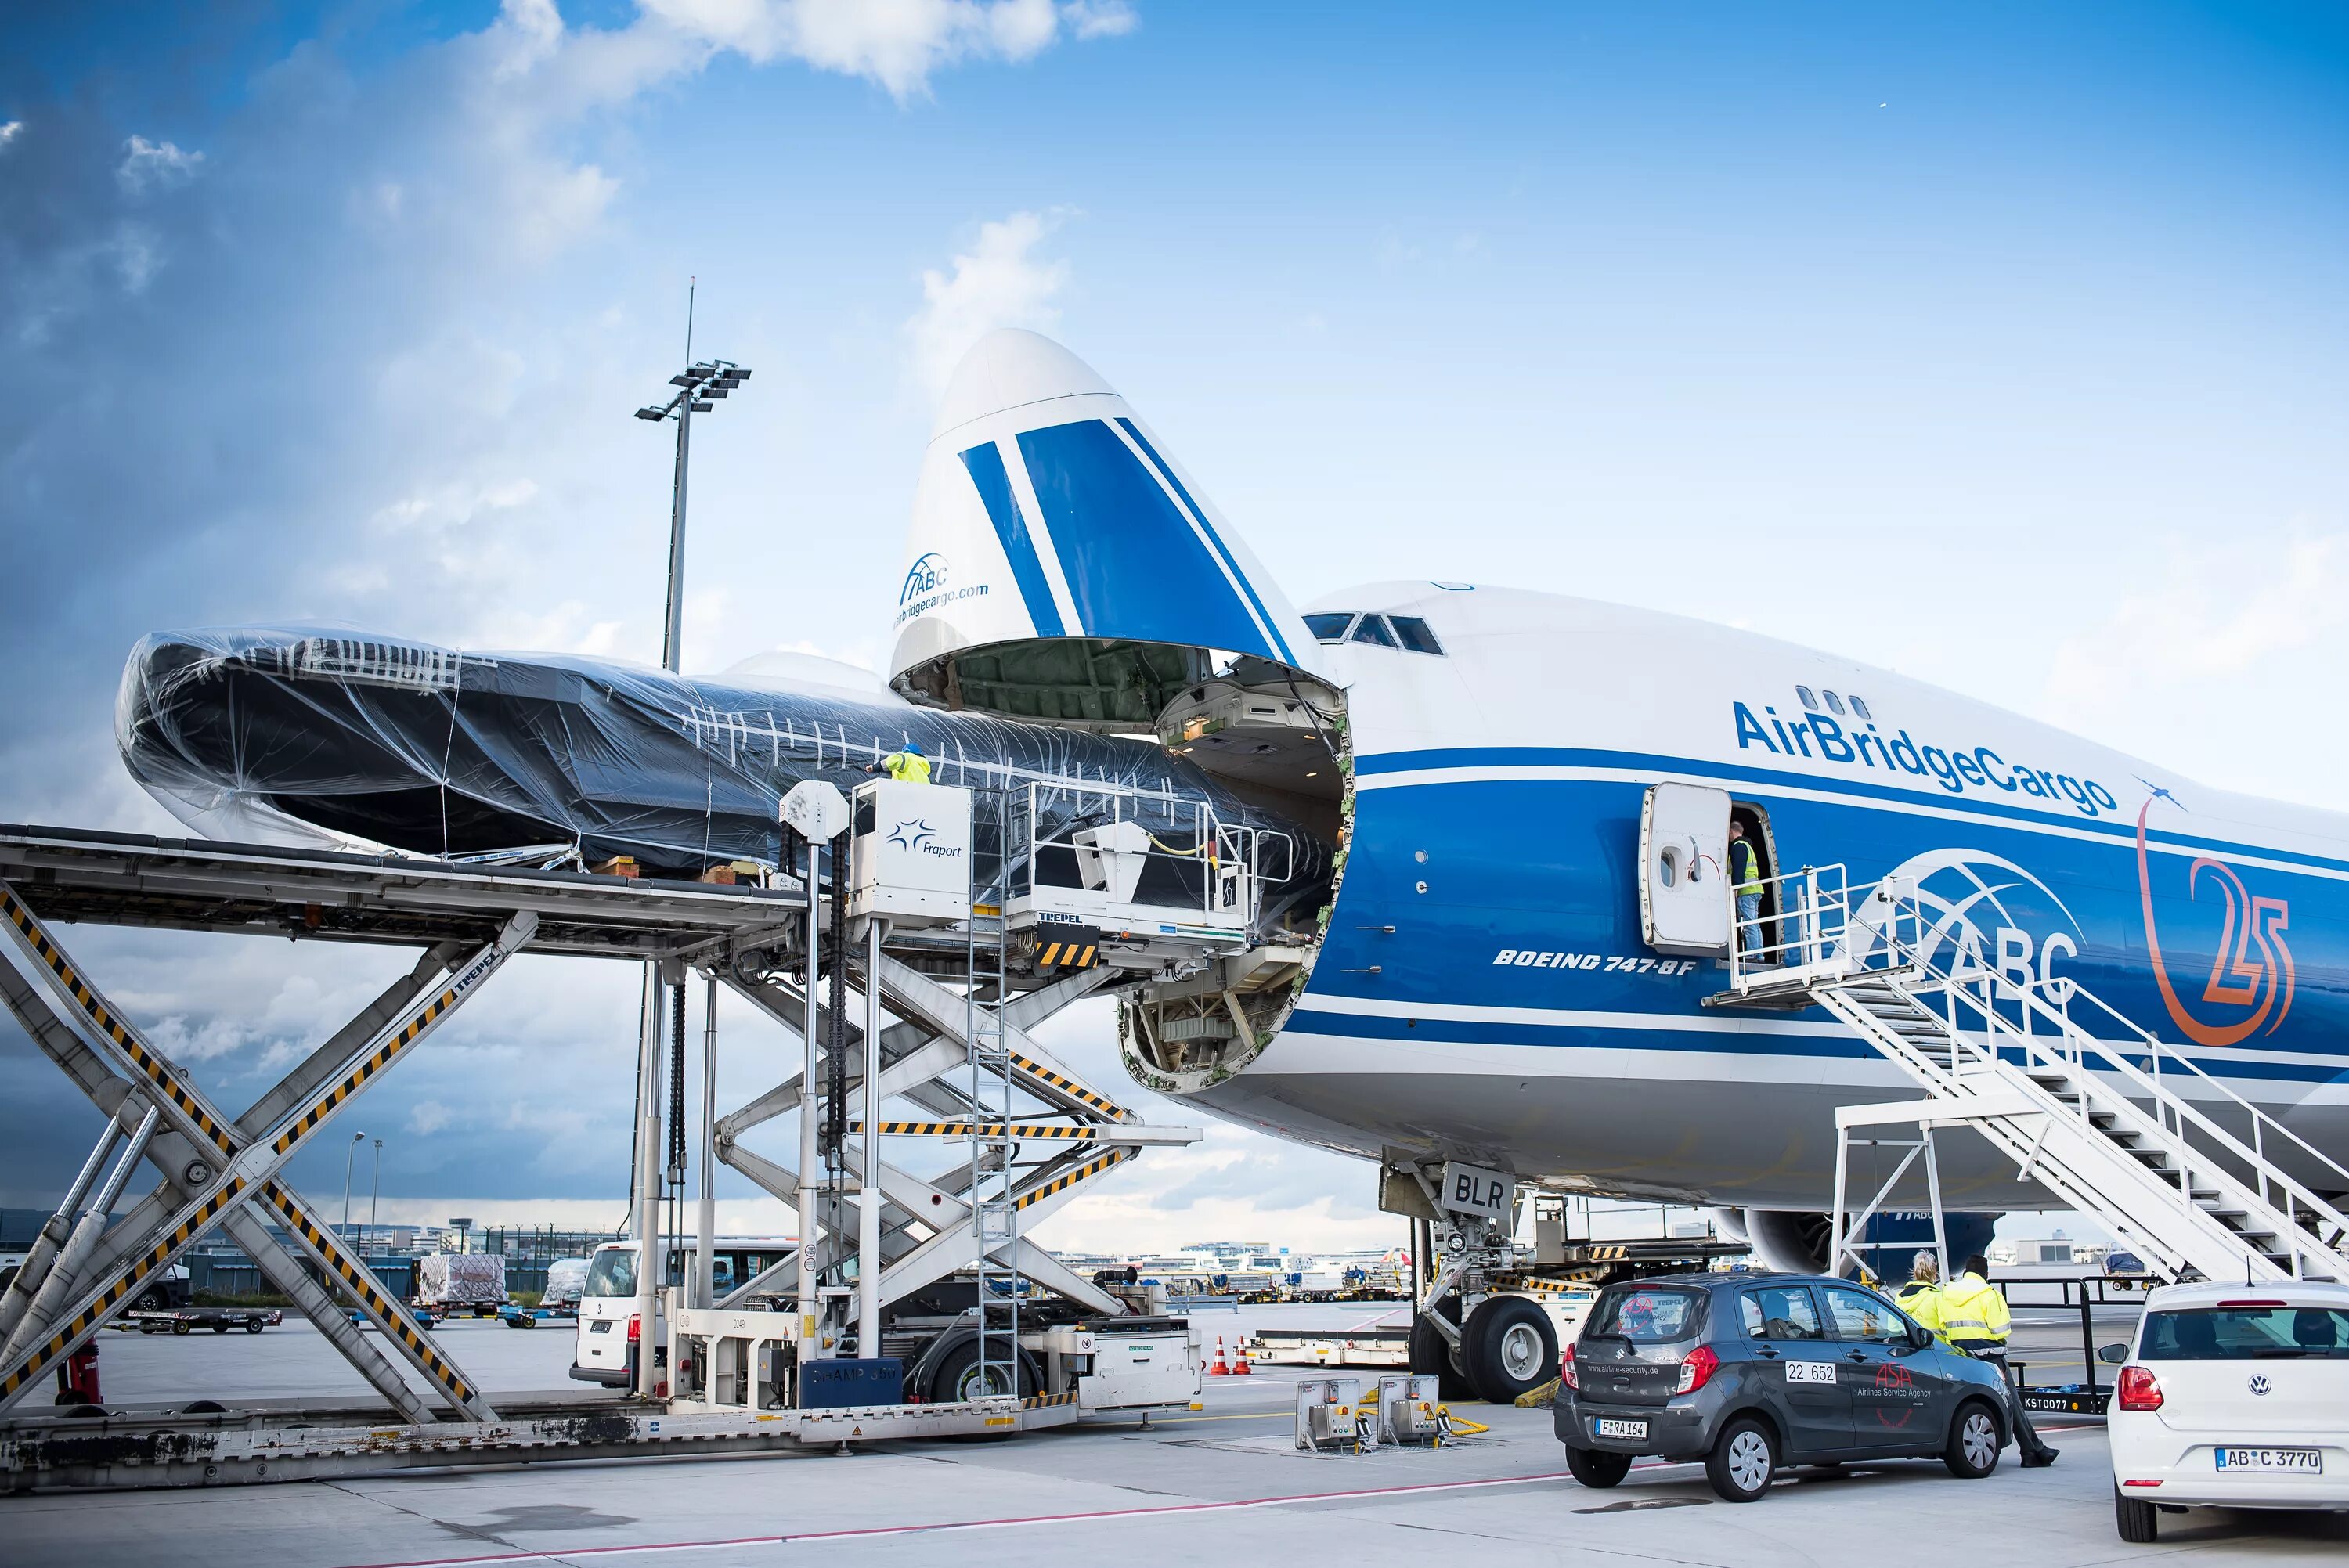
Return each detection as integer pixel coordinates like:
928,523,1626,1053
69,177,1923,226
868,741,932,784
1728,819,1765,961
1941,1253,2060,1468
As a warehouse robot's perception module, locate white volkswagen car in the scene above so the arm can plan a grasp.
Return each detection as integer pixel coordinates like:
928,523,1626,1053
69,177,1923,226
2105,1280,2349,1541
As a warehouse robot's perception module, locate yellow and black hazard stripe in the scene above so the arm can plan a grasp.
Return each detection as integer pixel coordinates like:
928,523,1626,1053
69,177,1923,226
1013,1148,1130,1211
1034,937,1100,973
2,883,237,1158
1021,1390,1079,1409
0,1177,247,1399
1007,1049,1130,1124
272,976,468,1157
849,1121,1101,1140
262,1181,474,1405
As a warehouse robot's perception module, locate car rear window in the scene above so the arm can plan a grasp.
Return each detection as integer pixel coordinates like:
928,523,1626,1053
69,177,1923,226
2142,1304,2349,1359
1587,1286,1707,1343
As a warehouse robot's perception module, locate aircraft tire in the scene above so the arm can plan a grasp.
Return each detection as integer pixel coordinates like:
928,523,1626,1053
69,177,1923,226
1407,1307,1474,1403
1462,1295,1557,1405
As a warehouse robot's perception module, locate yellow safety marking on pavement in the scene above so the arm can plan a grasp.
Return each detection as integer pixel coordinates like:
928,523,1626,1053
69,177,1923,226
1012,1148,1129,1210
261,1182,474,1404
2,882,237,1158
849,1122,1101,1140
1006,1048,1129,1123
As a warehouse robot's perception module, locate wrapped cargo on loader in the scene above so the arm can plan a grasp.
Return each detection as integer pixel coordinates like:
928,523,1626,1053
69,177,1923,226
417,1252,507,1316
542,1257,590,1312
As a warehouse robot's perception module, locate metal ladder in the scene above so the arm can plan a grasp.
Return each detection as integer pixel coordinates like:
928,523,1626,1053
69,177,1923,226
1730,866,2349,1285
967,788,1021,1397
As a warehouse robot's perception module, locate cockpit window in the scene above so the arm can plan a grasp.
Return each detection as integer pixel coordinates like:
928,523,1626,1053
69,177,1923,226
1303,612,1355,644
1390,616,1444,655
1351,615,1399,648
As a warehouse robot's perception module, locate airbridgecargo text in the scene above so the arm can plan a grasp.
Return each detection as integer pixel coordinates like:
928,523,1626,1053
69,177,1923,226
1732,701,2119,818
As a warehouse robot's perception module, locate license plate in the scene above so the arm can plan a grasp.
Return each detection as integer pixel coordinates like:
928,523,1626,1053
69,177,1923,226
589,1320,612,1334
2215,1447,2321,1473
1784,1360,1838,1384
1594,1418,1648,1440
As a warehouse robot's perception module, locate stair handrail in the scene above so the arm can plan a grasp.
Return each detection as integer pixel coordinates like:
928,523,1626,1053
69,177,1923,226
1873,886,2349,1275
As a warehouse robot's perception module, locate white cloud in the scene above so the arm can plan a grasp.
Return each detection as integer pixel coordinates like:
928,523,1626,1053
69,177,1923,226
904,209,1072,398
0,121,22,150
636,0,1120,99
1063,2,1138,41
117,134,204,194
2041,525,2349,806
410,1100,456,1136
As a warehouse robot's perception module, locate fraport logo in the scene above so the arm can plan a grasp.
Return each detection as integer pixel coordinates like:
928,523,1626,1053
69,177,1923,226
886,820,963,859
1731,698,2119,819
900,553,948,606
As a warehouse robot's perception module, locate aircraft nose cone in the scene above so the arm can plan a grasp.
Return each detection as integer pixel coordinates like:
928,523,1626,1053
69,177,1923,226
929,328,1119,444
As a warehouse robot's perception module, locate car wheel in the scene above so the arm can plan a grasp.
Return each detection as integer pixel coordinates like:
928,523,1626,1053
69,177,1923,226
1705,1415,1777,1503
171,1321,193,1336
1407,1307,1475,1404
1463,1296,1558,1405
2114,1485,2159,1543
244,1319,265,1334
1564,1444,1633,1489
133,1289,164,1313
1942,1399,2002,1479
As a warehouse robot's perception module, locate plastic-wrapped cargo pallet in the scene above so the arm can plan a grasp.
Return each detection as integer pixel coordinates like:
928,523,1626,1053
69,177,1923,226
417,1252,507,1313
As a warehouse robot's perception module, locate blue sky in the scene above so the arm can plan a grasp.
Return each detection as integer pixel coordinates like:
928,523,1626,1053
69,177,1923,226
2,2,2345,1252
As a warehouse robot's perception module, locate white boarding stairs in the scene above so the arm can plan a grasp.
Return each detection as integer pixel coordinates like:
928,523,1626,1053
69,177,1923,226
1728,866,2349,1286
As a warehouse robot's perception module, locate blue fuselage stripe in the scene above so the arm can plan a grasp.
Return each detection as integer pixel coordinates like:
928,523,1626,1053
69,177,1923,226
958,440,1066,639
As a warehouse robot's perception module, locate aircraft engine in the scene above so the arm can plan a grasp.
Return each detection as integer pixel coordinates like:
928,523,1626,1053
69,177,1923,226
1741,1209,1837,1274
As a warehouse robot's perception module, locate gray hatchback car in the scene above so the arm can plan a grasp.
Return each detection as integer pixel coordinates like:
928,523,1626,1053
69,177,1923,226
1553,1271,2014,1501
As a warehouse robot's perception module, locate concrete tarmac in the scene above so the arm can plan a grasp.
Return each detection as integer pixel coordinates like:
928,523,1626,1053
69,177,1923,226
9,1302,2345,1565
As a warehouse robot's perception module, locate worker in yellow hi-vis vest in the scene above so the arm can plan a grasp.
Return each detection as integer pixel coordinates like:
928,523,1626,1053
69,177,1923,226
867,741,932,784
1943,1253,2059,1468
1727,819,1766,961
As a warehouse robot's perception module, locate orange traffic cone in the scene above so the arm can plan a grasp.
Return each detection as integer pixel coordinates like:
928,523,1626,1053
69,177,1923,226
1231,1339,1253,1375
1209,1336,1231,1375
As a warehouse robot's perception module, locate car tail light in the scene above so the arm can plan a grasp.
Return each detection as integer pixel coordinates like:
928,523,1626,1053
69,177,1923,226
2219,1299,2285,1310
1676,1343,1719,1395
2116,1365,2163,1411
1559,1340,1578,1391
2122,1479,2163,1488
626,1314,641,1344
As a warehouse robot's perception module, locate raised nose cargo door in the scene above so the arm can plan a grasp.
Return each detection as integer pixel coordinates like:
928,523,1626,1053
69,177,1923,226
889,330,1322,728
1640,782,1732,957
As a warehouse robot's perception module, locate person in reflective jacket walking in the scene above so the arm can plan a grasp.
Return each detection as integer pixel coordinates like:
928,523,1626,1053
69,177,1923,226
1942,1255,2059,1467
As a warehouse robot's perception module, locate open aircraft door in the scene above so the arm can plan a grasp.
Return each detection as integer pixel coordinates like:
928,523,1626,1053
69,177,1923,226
889,329,1324,726
1640,782,1732,957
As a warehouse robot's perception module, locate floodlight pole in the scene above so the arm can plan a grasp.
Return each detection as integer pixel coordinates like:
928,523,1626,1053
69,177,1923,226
627,283,753,1397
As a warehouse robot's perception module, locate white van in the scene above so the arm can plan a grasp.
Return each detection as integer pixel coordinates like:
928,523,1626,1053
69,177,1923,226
569,1237,795,1389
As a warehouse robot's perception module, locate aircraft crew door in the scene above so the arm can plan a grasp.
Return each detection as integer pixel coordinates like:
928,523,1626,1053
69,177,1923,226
1639,783,1731,957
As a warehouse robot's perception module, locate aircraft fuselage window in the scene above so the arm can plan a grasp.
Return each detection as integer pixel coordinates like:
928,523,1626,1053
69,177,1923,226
1824,690,1846,716
1390,615,1444,655
1351,615,1400,648
1851,695,1873,721
1795,686,1818,712
1304,612,1356,643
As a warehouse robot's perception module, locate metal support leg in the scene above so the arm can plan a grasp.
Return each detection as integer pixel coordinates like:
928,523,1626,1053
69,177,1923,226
2,1107,157,1362
633,967,664,1398
696,973,717,1311
796,848,824,1373
218,1205,436,1426
858,920,884,1360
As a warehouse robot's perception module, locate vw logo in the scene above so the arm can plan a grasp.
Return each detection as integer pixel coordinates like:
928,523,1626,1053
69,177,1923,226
2248,1374,2271,1397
